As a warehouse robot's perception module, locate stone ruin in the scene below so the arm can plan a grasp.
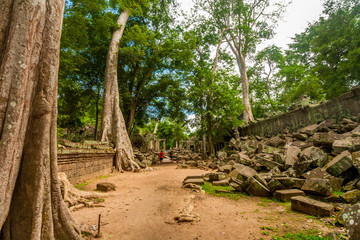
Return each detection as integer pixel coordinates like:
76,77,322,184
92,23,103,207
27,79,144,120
182,114,360,239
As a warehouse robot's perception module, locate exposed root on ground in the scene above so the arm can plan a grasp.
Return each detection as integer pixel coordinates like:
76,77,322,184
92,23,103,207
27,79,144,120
59,172,106,208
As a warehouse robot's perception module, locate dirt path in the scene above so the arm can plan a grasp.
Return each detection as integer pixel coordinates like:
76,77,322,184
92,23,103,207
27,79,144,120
73,164,335,240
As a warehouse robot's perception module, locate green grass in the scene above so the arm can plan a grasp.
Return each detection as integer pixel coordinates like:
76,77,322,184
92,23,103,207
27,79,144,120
201,182,247,200
74,181,89,190
273,230,332,240
333,190,345,196
95,174,111,180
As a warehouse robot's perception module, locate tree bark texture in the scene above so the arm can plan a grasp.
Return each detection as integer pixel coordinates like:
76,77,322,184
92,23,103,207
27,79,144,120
101,10,139,171
227,40,254,123
0,0,82,239
238,54,254,123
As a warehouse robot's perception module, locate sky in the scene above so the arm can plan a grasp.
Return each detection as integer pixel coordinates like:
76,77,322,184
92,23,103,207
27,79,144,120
179,0,325,49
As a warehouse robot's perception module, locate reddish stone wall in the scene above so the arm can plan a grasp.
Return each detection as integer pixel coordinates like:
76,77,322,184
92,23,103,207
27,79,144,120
57,150,115,184
239,85,360,137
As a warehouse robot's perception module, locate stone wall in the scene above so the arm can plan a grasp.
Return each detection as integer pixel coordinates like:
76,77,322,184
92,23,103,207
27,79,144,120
239,85,360,137
58,149,115,184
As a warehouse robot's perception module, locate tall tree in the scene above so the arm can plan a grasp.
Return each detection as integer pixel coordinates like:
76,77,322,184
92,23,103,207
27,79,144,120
101,7,140,171
193,0,287,122
0,0,81,238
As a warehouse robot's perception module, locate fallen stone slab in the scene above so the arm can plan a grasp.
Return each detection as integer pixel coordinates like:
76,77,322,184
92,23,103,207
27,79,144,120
275,177,305,189
212,179,229,186
256,157,283,170
183,178,204,186
268,179,286,193
333,138,353,153
352,151,360,174
183,175,204,182
96,182,116,192
208,172,227,182
301,178,332,197
274,189,305,202
218,164,233,174
291,196,334,217
302,168,331,179
300,124,319,135
284,146,301,168
235,166,257,182
337,203,360,240
313,132,347,148
293,133,308,141
324,150,353,177
230,180,244,192
301,147,328,168
340,189,360,204
244,177,271,197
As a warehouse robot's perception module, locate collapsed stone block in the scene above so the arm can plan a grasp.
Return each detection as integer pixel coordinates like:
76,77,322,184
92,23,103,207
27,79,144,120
183,178,204,186
300,124,319,135
291,196,334,217
96,182,116,192
244,177,271,197
324,150,353,177
268,179,286,193
274,177,305,189
218,164,233,174
274,189,305,202
301,147,328,168
234,166,257,182
313,132,346,148
213,179,229,186
333,138,353,153
209,172,227,182
301,178,332,197
284,146,301,168
337,203,360,240
340,189,360,204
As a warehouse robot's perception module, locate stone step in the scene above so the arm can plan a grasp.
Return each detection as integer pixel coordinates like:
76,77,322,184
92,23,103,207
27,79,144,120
183,178,204,186
291,196,334,217
273,189,305,202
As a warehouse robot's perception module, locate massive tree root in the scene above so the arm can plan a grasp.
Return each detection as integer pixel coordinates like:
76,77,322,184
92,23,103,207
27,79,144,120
58,173,105,208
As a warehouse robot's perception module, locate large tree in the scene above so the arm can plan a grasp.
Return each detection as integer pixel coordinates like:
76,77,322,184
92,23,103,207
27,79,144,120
101,5,142,171
193,0,287,122
0,0,81,238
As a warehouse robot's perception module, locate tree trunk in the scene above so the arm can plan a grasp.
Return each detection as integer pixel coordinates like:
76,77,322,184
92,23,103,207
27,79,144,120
153,99,167,134
127,99,136,134
101,9,139,172
237,54,254,122
94,84,100,141
202,134,207,159
0,0,81,239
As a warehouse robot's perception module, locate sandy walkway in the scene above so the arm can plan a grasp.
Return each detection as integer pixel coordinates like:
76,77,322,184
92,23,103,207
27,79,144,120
73,164,335,240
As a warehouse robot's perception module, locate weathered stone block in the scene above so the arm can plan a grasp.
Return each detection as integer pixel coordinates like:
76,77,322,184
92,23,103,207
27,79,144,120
244,177,271,197
302,147,328,168
313,132,346,148
324,150,353,177
183,178,204,186
340,189,360,204
235,166,257,182
212,179,229,186
183,175,203,182
209,172,227,182
267,136,285,147
333,138,353,153
284,146,301,168
291,196,334,217
96,182,116,192
302,168,331,179
268,179,286,193
218,164,233,174
300,124,319,135
301,178,332,197
274,189,305,202
285,177,305,189
293,133,308,141
352,151,360,174
337,203,360,240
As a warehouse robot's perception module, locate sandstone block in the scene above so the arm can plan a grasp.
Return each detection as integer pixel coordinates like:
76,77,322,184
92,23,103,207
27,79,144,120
96,182,116,192
183,178,204,186
212,179,229,186
340,189,360,204
268,179,286,193
209,172,227,182
284,146,301,167
291,196,334,217
244,177,271,197
218,164,233,174
337,203,360,240
324,150,353,176
300,124,319,135
301,178,332,196
333,138,353,153
274,189,305,202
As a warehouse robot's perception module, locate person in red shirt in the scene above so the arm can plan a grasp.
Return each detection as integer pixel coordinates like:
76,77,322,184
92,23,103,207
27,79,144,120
159,150,164,164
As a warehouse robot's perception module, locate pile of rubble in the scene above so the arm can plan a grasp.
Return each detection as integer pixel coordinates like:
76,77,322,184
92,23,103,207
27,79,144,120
183,115,360,239
133,149,159,168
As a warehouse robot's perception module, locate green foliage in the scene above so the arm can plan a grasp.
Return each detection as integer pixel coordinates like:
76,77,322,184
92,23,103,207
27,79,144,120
201,182,247,200
273,231,332,240
74,181,89,190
